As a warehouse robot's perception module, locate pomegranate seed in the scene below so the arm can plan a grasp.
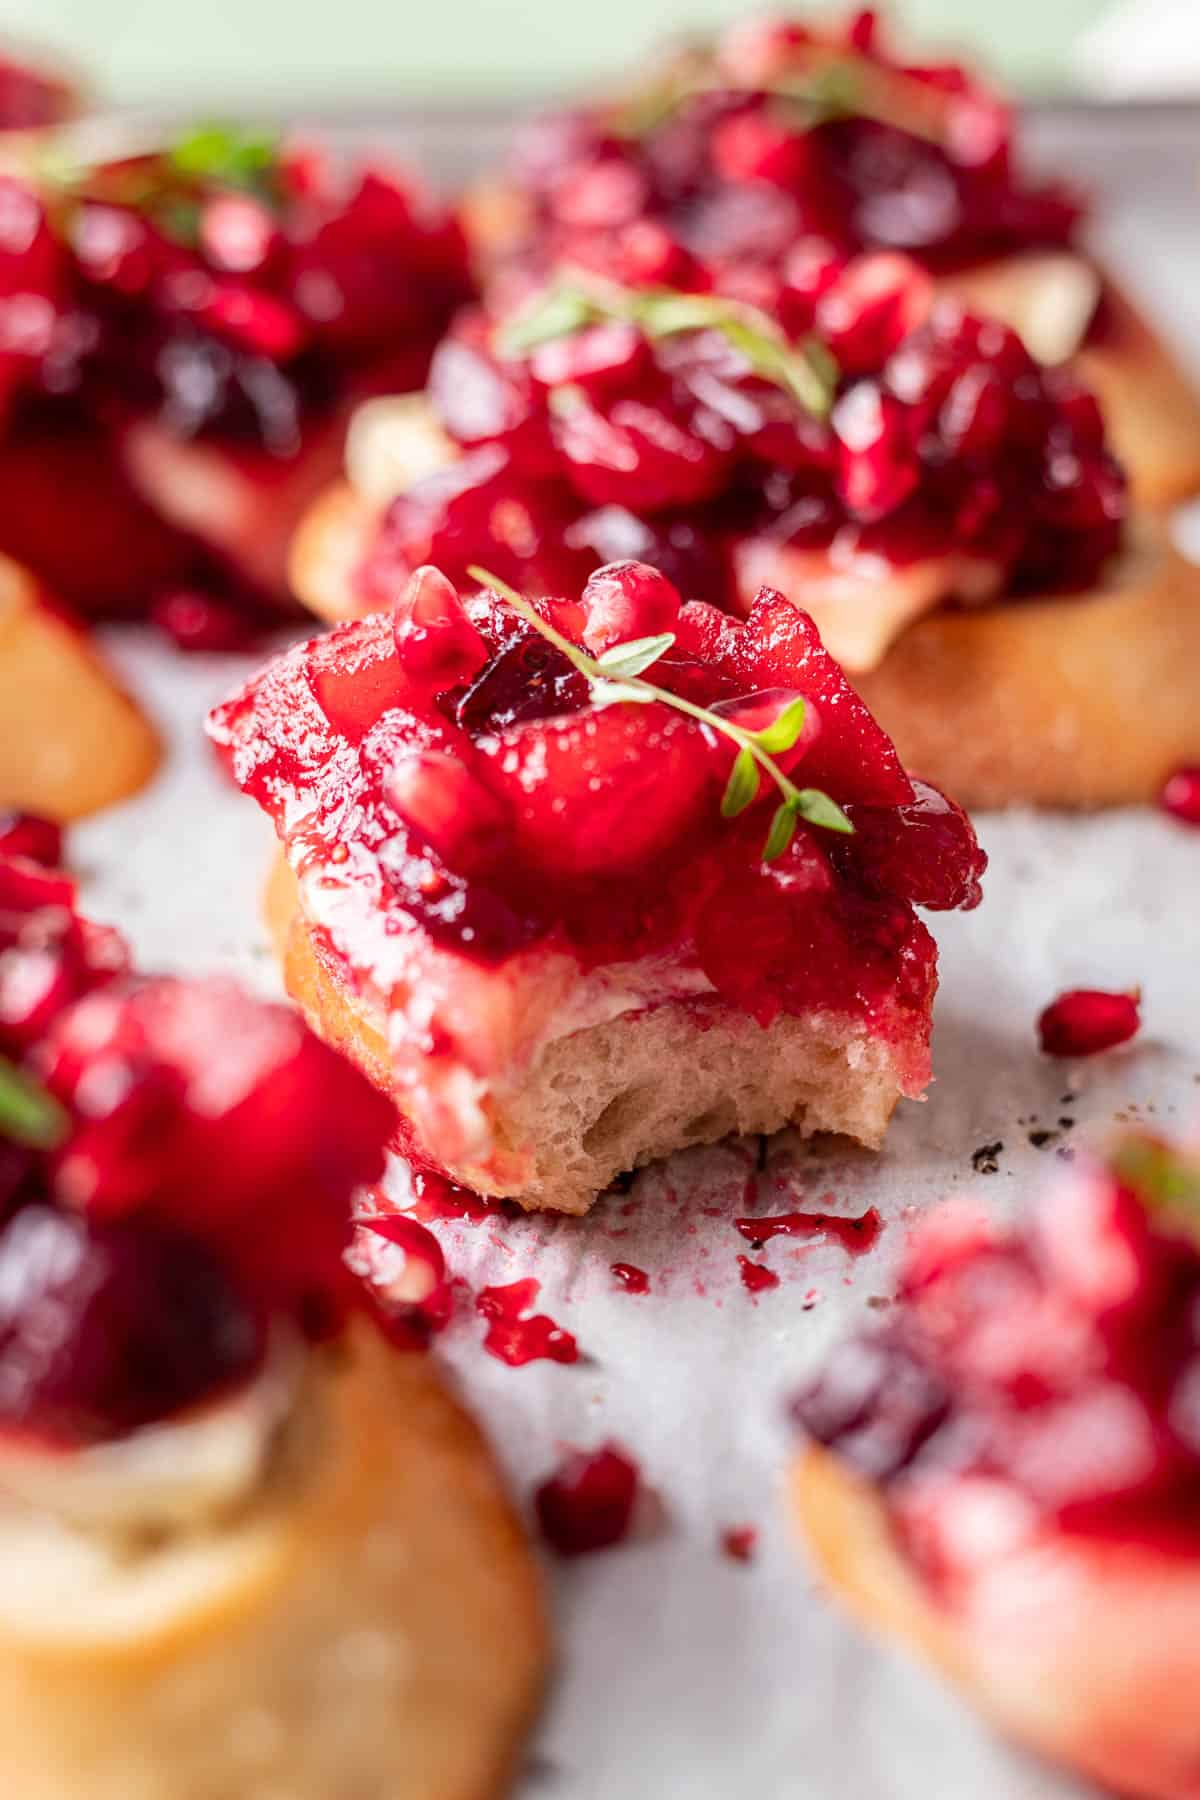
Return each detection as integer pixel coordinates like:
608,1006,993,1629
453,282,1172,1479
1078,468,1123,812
385,750,512,874
197,282,308,360
353,1213,447,1310
578,559,682,654
199,194,279,274
0,812,62,866
720,1524,758,1562
1038,989,1141,1058
711,111,812,189
393,566,489,686
150,588,261,654
1159,766,1200,827
534,1443,640,1554
610,1261,650,1294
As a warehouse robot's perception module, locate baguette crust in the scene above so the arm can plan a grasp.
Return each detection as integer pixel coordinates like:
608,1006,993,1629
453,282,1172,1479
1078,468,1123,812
265,857,926,1215
0,555,160,819
792,1445,1200,1800
0,1323,548,1800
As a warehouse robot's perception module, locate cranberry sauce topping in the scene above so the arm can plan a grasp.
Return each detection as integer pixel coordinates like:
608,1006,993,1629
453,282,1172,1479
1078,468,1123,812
38,975,397,1309
361,271,1125,614
0,863,398,1448
209,562,985,1038
793,1134,1200,1552
504,10,1080,278
0,1202,264,1448
0,130,470,456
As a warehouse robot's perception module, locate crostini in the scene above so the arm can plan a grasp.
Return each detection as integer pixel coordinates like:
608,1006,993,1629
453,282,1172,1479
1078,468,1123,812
792,1130,1200,1800
465,7,1200,507
0,857,548,1800
208,560,984,1213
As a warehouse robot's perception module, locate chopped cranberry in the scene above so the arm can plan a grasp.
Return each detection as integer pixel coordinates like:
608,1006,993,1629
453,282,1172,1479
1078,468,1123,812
1038,989,1141,1058
476,1278,579,1366
535,1443,639,1554
738,1255,780,1293
385,750,513,875
0,813,62,867
816,254,934,375
840,781,986,911
711,110,814,190
1160,767,1200,827
0,1202,264,1447
832,382,919,519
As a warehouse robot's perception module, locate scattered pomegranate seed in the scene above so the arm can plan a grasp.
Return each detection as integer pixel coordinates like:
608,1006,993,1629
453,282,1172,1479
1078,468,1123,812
1160,766,1200,827
738,1256,780,1294
720,1524,758,1563
535,1443,640,1554
1038,988,1141,1058
610,1261,650,1294
0,812,62,867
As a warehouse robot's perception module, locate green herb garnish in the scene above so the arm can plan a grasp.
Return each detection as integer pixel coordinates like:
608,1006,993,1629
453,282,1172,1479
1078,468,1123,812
497,276,837,420
0,1055,68,1151
467,566,851,862
168,123,282,196
1111,1135,1200,1234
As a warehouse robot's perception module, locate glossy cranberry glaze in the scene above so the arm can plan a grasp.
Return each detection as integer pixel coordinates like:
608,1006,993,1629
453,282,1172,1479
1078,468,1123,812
0,142,469,452
793,1138,1200,1552
209,566,984,1039
535,1443,640,1553
504,11,1080,278
361,278,1124,614
0,1201,264,1448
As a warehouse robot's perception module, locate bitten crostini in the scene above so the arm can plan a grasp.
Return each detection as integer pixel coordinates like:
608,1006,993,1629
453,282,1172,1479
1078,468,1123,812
209,560,984,1213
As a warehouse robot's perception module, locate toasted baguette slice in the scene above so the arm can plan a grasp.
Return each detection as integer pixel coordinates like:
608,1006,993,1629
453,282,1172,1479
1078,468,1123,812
793,1445,1200,1800
0,556,160,820
0,1322,548,1800
941,256,1200,511
265,856,927,1216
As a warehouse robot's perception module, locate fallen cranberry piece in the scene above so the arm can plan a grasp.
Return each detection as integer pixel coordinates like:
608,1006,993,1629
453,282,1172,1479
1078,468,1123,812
0,812,62,867
1160,766,1200,827
0,1202,264,1446
738,1255,780,1294
476,1278,579,1366
720,1524,758,1563
535,1443,639,1554
610,1261,650,1294
150,589,263,654
1038,988,1141,1058
736,1208,883,1256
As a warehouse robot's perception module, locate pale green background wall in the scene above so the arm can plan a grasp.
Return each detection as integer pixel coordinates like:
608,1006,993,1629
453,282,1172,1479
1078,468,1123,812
13,1,1110,105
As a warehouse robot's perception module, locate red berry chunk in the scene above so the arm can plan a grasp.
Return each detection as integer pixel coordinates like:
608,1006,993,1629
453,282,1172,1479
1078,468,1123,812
0,855,126,1057
0,1203,264,1446
0,813,62,867
1160,767,1200,827
40,977,396,1308
535,1443,640,1553
1038,988,1141,1058
577,559,682,654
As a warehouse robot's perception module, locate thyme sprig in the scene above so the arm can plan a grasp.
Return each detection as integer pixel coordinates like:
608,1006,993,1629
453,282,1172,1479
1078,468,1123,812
467,566,852,862
0,1055,68,1151
497,276,837,420
1112,1135,1200,1238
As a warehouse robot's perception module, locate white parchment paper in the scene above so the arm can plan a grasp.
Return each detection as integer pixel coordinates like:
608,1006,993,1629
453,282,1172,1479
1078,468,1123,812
69,109,1200,1800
